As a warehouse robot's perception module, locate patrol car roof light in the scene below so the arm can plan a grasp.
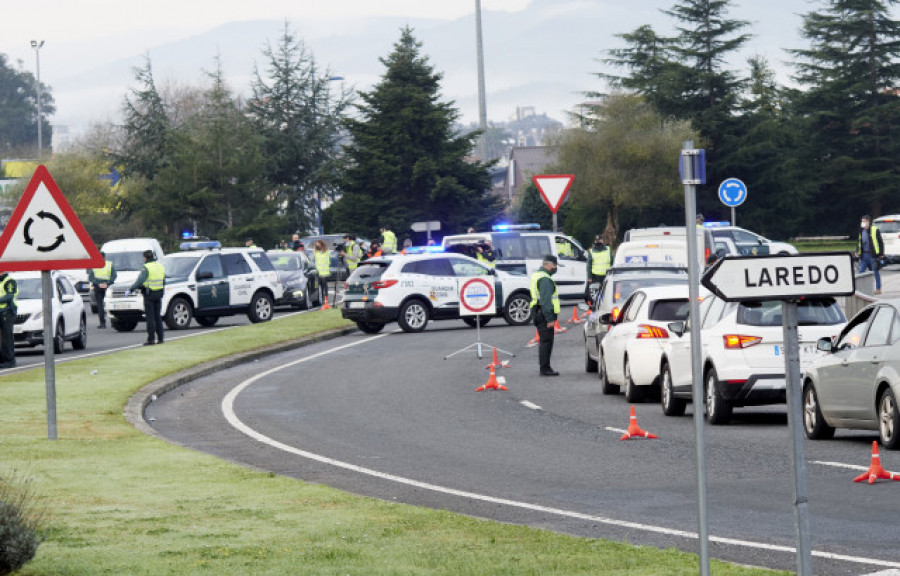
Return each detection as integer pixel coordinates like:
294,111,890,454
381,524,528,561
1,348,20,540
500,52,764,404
492,223,540,231
404,245,445,254
180,241,222,251
703,221,731,228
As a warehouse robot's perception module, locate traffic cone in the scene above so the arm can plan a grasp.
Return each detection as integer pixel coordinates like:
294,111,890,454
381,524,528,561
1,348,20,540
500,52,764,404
476,364,508,392
564,307,583,325
553,319,567,334
525,329,540,348
485,347,508,370
620,405,658,440
321,293,331,310
853,441,900,484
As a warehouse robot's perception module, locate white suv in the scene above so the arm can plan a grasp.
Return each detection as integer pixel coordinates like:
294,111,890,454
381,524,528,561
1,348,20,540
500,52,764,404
873,215,900,264
105,243,283,331
340,253,533,333
705,224,798,256
658,295,846,425
13,271,87,353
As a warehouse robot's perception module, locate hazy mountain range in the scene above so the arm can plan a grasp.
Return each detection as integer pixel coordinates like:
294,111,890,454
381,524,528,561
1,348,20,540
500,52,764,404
41,0,829,140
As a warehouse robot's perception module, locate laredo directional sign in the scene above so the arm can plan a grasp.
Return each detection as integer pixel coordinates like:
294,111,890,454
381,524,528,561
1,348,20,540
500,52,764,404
701,252,855,302
0,165,104,271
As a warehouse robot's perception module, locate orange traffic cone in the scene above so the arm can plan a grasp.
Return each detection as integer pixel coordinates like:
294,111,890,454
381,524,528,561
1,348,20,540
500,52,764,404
853,441,900,484
476,364,508,392
321,293,331,310
525,329,540,348
564,307,583,325
485,347,507,370
553,319,567,334
620,405,658,440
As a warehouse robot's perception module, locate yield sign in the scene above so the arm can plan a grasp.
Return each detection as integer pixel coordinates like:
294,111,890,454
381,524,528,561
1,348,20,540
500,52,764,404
532,174,574,214
0,165,104,271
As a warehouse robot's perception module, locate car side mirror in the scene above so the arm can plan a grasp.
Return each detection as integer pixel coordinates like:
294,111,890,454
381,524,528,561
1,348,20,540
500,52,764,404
599,312,614,324
196,271,213,280
61,294,74,303
816,337,833,353
668,321,686,337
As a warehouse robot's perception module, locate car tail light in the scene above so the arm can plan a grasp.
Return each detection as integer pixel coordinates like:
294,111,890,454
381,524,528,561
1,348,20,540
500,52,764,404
611,307,621,321
370,279,398,290
723,334,762,349
637,324,669,339
705,247,711,261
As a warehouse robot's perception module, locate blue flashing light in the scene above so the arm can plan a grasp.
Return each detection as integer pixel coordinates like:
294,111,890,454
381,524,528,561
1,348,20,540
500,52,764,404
491,223,540,232
703,221,731,228
181,230,193,239
404,245,445,254
180,241,222,251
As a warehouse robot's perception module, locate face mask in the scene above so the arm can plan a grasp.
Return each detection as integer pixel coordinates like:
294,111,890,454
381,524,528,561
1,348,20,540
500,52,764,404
547,266,557,276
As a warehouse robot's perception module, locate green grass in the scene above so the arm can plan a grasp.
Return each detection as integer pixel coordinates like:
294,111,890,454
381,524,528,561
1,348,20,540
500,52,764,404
1,309,786,575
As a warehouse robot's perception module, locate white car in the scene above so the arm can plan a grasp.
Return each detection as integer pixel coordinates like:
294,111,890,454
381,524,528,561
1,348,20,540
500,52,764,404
873,215,900,264
705,224,798,256
105,243,283,331
340,252,533,333
597,285,692,402
658,294,846,424
13,271,87,353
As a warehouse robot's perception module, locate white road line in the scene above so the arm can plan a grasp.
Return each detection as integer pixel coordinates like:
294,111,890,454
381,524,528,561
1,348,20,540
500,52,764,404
219,337,900,571
812,460,869,472
604,426,628,435
520,400,542,411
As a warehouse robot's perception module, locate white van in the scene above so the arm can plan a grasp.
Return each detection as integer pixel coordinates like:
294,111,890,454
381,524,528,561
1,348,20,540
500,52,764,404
613,239,694,268
874,215,900,264
442,225,588,300
97,238,165,303
622,226,715,269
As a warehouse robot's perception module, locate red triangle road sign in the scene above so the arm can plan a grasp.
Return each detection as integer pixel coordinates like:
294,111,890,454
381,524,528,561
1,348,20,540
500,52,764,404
0,165,104,271
532,174,574,214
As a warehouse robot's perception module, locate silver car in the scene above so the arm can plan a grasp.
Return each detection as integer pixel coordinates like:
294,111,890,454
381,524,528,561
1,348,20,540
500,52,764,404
803,299,900,448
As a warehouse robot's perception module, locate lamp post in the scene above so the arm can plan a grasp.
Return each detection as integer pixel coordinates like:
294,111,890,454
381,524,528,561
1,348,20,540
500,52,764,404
30,40,45,159
475,0,488,160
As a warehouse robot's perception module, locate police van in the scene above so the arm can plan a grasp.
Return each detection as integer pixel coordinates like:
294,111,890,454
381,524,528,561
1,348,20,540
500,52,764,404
442,224,588,300
105,241,283,331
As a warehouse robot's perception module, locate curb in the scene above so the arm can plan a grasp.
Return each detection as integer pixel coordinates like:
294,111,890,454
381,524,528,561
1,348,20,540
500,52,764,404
124,325,358,439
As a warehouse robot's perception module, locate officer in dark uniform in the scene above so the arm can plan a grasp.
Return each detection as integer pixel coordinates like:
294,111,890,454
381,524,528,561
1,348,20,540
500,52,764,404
530,255,560,376
0,271,18,368
129,250,166,345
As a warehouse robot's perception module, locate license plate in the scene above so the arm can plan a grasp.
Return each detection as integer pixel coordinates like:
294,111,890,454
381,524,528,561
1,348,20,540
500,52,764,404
774,344,818,358
348,302,365,309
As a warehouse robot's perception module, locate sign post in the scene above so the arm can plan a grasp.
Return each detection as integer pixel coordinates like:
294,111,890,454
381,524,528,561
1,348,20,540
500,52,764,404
718,178,747,226
702,252,855,576
410,220,441,243
0,165,105,440
532,174,574,232
444,277,514,361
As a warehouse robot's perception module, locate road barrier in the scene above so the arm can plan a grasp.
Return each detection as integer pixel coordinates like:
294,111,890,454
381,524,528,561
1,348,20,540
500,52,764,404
853,441,900,484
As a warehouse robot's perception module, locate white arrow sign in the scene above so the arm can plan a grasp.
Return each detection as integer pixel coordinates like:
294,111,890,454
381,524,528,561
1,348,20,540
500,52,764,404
532,174,574,214
701,252,855,302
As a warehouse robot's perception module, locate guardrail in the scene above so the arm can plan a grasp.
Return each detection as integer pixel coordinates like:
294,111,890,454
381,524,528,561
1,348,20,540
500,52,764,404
839,271,877,317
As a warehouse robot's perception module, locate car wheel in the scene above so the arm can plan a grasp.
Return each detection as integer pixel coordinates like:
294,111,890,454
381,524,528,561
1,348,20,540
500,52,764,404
462,316,491,328
878,388,900,449
247,291,274,323
72,315,87,350
661,362,686,416
398,299,429,333
196,316,219,327
502,292,532,326
356,321,385,334
165,296,193,330
584,338,598,373
705,367,732,425
53,319,65,354
110,317,138,332
624,358,644,403
802,382,835,440
599,349,619,395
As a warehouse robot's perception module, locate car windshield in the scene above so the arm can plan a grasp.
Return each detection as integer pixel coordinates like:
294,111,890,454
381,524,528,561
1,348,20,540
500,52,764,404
737,298,845,326
15,278,43,299
612,277,687,304
348,263,388,281
649,299,691,321
876,220,900,233
267,252,306,271
107,251,147,272
162,255,202,278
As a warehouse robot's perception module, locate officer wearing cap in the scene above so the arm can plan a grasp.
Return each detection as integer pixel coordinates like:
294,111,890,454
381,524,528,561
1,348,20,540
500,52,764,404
530,255,560,376
129,250,166,345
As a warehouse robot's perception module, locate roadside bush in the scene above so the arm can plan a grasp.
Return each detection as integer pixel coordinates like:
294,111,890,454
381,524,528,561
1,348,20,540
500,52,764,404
0,471,43,575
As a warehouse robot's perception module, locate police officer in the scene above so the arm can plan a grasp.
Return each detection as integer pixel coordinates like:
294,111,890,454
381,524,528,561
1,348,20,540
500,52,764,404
313,240,332,303
380,224,397,255
588,236,611,284
475,239,497,268
88,251,117,328
858,215,885,295
245,237,258,249
343,234,361,272
530,255,560,376
129,250,165,345
0,271,18,368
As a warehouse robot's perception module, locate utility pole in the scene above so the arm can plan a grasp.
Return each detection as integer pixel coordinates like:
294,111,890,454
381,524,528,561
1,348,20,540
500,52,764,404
31,40,45,159
475,0,488,160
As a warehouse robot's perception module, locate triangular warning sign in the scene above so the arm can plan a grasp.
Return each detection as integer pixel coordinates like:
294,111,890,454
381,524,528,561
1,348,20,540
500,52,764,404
0,165,104,271
532,174,574,214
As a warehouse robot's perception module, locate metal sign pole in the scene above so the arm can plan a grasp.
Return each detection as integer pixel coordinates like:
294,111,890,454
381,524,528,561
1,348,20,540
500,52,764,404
41,270,57,440
781,300,813,575
731,206,736,227
682,141,710,576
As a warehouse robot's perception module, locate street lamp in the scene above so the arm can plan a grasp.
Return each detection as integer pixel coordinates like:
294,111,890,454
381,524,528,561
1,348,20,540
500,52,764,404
30,40,45,159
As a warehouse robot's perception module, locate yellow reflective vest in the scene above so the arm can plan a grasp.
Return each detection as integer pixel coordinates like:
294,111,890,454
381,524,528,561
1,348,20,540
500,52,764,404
93,260,113,281
143,261,165,292
0,275,17,310
315,250,332,277
382,230,397,254
529,270,560,314
590,247,611,276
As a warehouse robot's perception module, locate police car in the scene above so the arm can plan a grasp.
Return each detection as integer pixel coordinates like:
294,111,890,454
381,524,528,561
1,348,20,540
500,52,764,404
105,242,284,331
340,250,533,333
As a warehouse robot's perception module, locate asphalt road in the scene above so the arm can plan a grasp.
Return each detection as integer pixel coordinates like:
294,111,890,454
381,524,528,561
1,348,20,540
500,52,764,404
145,272,900,576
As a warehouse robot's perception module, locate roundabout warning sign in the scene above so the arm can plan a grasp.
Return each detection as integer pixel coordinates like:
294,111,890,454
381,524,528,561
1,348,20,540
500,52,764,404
459,277,495,315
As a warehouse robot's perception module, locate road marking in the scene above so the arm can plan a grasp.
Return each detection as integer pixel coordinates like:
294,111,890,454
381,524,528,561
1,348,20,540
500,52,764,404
812,460,868,472
220,337,900,571
520,400,542,410
604,426,628,435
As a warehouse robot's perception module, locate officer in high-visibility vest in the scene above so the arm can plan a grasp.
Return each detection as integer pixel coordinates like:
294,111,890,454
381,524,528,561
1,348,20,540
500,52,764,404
0,272,18,368
530,255,560,376
314,239,332,303
588,236,612,284
380,225,397,255
343,234,361,272
87,251,117,329
858,214,885,295
475,239,497,268
129,250,166,345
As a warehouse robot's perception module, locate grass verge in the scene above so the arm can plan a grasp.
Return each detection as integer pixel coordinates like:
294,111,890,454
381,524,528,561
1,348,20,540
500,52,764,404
1,309,786,575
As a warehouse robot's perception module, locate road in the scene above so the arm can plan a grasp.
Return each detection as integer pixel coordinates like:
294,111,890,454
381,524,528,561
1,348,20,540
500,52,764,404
145,271,900,576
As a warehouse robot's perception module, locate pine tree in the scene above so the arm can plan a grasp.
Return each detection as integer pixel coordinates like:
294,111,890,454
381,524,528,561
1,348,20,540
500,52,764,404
118,55,172,182
329,27,503,240
0,53,55,157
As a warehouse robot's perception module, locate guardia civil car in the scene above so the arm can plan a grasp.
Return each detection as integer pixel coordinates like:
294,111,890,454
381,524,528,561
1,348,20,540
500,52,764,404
105,242,283,331
341,251,533,333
